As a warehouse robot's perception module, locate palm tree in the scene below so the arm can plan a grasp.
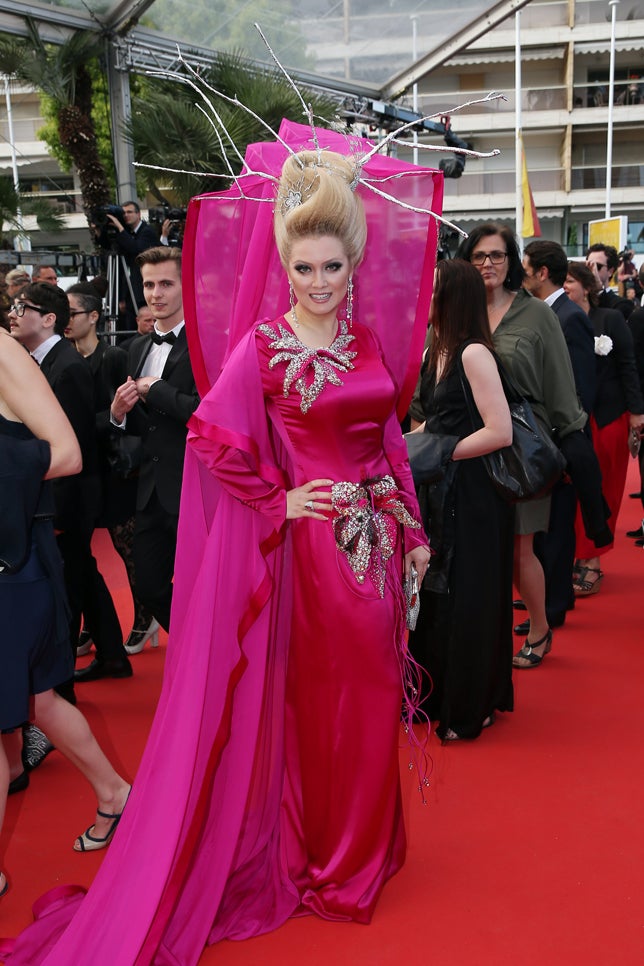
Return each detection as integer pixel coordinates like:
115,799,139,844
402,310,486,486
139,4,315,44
128,52,339,204
0,20,111,218
0,176,65,247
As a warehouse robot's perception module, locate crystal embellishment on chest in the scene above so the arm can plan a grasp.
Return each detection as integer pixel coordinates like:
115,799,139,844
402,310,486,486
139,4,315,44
258,319,357,413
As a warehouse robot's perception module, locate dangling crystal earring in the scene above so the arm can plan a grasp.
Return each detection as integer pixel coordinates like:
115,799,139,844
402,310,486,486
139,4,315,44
289,280,299,327
346,275,354,328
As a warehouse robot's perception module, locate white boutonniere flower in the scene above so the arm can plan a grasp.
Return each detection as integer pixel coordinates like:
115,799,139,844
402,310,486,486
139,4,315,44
594,334,613,356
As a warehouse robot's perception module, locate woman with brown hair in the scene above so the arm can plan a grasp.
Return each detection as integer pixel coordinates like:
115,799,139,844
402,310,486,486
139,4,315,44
409,258,514,740
457,223,587,668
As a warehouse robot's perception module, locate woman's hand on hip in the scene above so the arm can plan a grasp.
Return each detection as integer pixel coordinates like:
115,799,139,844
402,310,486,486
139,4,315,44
286,479,334,520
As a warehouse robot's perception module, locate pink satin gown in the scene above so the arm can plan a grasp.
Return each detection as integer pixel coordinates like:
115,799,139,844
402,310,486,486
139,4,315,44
5,318,426,966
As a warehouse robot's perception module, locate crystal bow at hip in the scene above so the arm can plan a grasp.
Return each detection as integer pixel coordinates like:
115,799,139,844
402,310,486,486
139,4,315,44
331,475,420,597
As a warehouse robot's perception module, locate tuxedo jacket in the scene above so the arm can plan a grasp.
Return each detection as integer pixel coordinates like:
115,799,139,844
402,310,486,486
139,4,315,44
599,288,634,321
589,306,644,427
39,338,99,532
550,293,597,416
119,328,199,515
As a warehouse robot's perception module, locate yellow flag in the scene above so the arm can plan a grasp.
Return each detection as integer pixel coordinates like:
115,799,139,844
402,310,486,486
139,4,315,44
520,137,541,238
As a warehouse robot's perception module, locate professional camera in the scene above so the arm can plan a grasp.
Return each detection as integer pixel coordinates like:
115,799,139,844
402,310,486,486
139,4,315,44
438,125,472,180
90,204,127,232
149,204,188,247
90,204,127,247
149,204,188,225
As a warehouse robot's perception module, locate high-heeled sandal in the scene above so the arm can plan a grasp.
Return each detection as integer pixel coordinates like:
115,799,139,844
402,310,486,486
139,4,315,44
0,872,8,898
573,566,603,597
74,787,131,852
512,629,553,669
124,618,160,655
442,713,496,742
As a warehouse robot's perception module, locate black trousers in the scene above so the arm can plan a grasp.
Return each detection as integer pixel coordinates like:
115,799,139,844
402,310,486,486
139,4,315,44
56,528,126,665
533,479,577,622
133,491,179,632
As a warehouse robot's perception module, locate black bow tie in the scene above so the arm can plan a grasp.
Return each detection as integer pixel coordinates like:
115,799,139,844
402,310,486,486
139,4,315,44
150,330,176,346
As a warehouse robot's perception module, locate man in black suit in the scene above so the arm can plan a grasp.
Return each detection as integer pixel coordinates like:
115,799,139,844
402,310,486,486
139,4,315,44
586,244,634,320
110,247,199,631
521,241,600,631
8,282,130,688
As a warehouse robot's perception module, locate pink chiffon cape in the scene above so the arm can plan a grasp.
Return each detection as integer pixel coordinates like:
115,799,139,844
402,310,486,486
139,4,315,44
2,121,441,966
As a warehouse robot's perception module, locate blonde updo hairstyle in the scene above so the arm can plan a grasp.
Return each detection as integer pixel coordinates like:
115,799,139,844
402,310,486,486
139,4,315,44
274,150,367,269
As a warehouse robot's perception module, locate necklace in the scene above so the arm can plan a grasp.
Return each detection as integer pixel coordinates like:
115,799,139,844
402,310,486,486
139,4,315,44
258,318,357,413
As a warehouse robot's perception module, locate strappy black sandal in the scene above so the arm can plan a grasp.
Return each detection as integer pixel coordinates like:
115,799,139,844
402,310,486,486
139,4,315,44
512,629,553,669
573,566,603,597
74,787,131,853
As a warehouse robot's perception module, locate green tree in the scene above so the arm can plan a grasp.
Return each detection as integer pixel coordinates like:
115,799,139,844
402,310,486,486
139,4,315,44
36,62,116,196
0,20,112,218
128,52,338,204
0,176,64,247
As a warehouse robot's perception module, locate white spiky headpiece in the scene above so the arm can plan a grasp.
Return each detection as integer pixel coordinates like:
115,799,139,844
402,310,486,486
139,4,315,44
137,23,504,240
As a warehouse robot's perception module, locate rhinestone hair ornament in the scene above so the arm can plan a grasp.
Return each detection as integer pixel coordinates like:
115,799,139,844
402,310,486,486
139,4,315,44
138,23,503,239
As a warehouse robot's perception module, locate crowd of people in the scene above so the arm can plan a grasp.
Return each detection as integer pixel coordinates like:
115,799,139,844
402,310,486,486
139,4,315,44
1,149,643,964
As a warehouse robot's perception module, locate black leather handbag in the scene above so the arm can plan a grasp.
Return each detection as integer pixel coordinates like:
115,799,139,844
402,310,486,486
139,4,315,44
458,352,566,503
404,431,460,486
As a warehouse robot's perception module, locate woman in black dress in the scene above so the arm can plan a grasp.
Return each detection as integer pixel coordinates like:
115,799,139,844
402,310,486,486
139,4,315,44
409,259,514,740
0,328,130,899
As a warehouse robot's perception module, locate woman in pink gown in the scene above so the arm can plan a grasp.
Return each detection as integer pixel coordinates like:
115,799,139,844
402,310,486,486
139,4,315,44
4,150,429,965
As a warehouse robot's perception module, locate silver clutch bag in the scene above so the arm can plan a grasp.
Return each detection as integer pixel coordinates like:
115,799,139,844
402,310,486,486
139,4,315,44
404,563,420,631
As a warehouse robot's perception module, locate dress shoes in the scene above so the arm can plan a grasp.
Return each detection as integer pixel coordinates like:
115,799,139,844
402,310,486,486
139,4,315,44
635,538,644,548
629,491,642,499
8,771,29,795
74,658,133,682
513,599,527,611
626,521,644,538
514,612,567,636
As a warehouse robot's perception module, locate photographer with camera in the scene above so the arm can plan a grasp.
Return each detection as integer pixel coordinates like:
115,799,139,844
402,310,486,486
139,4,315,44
149,205,187,250
93,201,157,332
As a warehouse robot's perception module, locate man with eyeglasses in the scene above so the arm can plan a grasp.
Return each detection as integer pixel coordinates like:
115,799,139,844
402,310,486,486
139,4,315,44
520,240,604,632
586,243,634,320
8,283,131,689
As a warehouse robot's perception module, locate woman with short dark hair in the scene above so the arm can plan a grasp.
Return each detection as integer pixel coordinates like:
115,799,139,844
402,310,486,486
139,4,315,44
457,223,586,668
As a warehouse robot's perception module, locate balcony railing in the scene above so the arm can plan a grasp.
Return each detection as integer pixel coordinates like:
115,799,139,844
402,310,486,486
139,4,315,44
437,162,644,197
439,165,564,197
19,189,83,215
414,86,569,116
571,163,644,189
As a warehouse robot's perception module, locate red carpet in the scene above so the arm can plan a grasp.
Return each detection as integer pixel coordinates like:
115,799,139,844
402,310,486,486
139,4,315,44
2,463,644,964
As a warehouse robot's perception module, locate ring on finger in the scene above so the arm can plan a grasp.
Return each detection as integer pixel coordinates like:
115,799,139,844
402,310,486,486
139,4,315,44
305,500,315,511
